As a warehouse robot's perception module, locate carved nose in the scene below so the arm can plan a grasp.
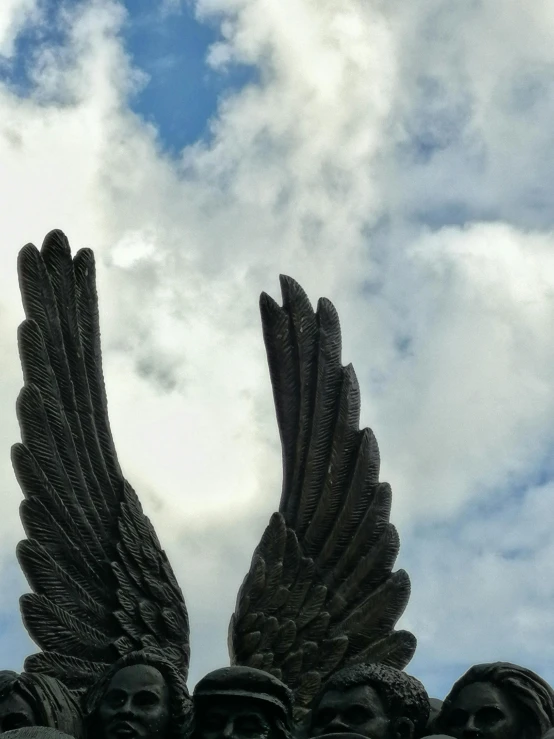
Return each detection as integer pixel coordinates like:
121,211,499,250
115,700,134,716
326,718,349,733
222,721,234,738
463,718,481,738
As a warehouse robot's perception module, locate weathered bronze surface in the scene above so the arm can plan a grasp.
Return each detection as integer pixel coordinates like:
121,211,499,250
0,672,83,737
309,664,429,739
1,230,552,739
193,667,293,739
436,663,554,739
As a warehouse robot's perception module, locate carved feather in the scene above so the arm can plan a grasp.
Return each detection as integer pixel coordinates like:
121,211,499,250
231,277,416,718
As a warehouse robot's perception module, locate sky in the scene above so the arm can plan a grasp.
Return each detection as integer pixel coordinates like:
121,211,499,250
0,0,554,702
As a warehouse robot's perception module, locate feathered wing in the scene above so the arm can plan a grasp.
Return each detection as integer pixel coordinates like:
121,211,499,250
229,276,415,718
13,230,189,691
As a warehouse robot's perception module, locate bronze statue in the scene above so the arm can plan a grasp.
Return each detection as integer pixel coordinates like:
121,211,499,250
0,672,83,737
192,667,293,739
84,651,191,739
308,664,429,739
436,663,554,739
2,229,554,739
11,229,415,721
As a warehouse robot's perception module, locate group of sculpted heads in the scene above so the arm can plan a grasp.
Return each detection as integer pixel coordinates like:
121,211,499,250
0,660,553,739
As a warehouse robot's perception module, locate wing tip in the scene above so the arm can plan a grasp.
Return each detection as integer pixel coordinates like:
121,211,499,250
17,242,41,275
259,290,280,313
74,246,96,269
279,274,312,310
41,228,70,254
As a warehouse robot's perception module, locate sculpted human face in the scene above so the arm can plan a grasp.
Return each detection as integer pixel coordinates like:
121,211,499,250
196,697,272,739
97,665,170,739
0,691,37,733
311,685,390,739
443,682,523,739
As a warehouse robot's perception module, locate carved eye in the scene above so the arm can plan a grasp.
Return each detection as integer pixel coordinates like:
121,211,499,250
447,710,467,728
235,716,265,736
475,708,505,728
135,692,159,707
203,713,227,731
314,709,335,727
345,707,373,725
104,691,126,708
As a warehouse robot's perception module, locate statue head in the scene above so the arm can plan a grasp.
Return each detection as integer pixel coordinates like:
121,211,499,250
192,666,294,739
436,662,554,739
309,664,430,739
0,671,83,737
84,651,191,739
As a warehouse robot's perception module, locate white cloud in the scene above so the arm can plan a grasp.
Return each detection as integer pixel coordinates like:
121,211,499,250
0,0,553,700
0,0,37,58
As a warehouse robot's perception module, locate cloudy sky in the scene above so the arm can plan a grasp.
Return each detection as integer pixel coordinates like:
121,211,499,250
1,0,554,701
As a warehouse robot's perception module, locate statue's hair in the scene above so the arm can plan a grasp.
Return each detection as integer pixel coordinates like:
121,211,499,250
84,651,192,739
311,663,430,735
0,671,84,739
437,662,554,739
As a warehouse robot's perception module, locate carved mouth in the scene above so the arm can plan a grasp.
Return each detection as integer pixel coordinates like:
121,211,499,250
111,721,139,738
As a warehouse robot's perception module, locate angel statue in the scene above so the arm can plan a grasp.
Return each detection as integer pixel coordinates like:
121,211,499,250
10,229,417,737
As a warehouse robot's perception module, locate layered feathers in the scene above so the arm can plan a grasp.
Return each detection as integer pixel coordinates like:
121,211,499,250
13,230,189,690
13,233,414,711
230,277,416,719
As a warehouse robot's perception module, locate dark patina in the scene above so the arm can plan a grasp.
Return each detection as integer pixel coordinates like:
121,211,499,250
0,230,552,739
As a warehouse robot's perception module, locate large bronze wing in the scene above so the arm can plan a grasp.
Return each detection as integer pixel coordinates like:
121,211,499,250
12,230,189,690
229,277,415,718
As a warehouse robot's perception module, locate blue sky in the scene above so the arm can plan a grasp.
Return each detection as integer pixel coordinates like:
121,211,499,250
0,0,554,706
2,0,256,150
120,1,257,152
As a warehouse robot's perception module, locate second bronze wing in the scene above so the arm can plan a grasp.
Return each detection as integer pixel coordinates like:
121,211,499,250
229,277,415,718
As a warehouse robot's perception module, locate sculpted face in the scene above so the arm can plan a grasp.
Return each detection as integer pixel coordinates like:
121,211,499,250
196,697,272,739
0,691,37,733
442,682,523,739
97,665,170,739
311,685,390,739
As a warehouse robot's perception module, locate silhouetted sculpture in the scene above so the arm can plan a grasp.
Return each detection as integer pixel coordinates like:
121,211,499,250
11,230,415,721
193,667,293,739
308,664,429,739
84,651,191,739
0,672,83,737
436,663,554,739
3,229,554,739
